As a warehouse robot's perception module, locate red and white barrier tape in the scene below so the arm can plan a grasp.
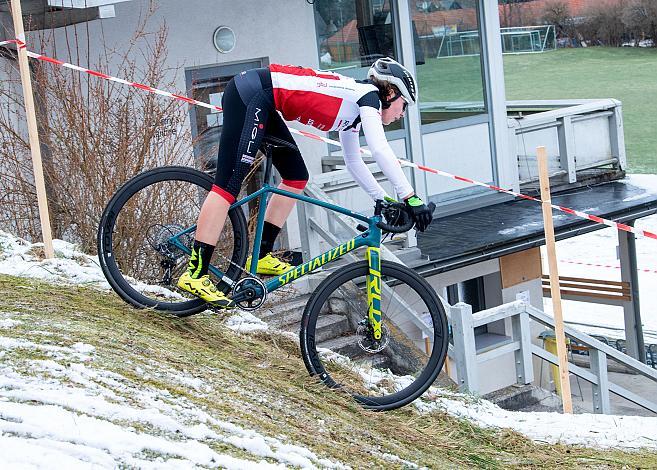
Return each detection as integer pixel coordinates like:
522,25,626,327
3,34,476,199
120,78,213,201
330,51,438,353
560,259,657,275
2,39,656,241
0,39,223,113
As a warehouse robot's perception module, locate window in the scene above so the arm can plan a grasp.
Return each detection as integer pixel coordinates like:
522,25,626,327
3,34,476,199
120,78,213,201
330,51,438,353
314,0,398,76
412,0,487,125
185,59,266,168
313,0,403,132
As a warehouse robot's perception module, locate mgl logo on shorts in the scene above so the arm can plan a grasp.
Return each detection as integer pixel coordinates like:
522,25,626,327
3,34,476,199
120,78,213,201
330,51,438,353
245,107,263,155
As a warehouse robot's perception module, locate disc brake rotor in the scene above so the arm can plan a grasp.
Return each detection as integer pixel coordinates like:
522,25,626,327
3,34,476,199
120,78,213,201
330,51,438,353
146,224,192,261
356,322,390,354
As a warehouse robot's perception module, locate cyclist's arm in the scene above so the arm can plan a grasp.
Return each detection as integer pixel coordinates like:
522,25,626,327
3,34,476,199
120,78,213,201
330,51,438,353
339,127,388,201
358,106,414,200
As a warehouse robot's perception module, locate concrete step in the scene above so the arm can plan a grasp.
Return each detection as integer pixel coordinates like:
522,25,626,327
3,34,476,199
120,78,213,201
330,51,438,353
318,335,362,357
280,313,351,343
267,310,303,330
314,314,350,343
484,384,589,413
353,354,390,370
259,294,311,322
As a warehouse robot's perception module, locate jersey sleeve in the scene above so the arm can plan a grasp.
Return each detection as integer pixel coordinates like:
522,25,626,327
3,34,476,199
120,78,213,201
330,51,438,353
339,127,388,201
359,106,415,200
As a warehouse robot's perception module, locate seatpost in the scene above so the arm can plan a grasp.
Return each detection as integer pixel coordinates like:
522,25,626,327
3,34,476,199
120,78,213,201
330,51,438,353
262,143,274,185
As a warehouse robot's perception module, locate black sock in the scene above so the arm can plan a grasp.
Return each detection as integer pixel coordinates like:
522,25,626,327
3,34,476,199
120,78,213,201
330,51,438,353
188,240,215,278
259,221,281,259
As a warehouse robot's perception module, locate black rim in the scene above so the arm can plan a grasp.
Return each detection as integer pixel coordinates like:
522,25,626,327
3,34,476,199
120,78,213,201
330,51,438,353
301,261,448,410
97,166,248,315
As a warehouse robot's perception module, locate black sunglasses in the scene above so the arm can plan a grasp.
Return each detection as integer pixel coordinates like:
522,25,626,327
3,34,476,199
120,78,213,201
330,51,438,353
390,91,408,112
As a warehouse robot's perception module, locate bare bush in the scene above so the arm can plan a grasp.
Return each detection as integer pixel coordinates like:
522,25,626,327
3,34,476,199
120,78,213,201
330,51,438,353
0,12,193,254
542,0,576,39
580,1,628,47
499,0,533,28
622,0,657,45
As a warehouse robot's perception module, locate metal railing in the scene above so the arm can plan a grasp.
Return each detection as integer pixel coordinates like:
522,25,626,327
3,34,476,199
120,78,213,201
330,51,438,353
298,181,407,265
449,300,657,414
509,99,627,185
449,301,534,394
297,182,434,342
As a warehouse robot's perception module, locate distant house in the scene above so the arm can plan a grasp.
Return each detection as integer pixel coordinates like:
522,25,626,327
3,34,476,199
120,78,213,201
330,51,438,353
497,0,625,27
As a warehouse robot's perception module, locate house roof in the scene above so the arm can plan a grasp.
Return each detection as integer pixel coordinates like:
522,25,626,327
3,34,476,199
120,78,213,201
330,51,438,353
324,0,622,48
326,19,359,45
417,178,657,274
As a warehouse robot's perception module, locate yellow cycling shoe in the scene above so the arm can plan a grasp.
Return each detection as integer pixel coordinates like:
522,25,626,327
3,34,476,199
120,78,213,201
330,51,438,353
246,253,294,276
177,272,235,309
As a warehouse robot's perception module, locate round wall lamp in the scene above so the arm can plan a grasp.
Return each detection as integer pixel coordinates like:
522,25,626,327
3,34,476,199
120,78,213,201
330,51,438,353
213,26,236,53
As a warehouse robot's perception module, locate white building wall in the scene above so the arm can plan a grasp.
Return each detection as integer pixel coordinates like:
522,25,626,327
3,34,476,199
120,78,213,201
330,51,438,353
42,0,325,249
422,122,494,197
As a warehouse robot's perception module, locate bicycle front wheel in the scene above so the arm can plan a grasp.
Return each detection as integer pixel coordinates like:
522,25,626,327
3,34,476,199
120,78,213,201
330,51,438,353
97,166,248,316
300,260,448,411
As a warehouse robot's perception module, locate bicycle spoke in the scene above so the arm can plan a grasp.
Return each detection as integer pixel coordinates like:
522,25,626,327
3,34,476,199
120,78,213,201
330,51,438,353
301,261,448,410
98,167,248,316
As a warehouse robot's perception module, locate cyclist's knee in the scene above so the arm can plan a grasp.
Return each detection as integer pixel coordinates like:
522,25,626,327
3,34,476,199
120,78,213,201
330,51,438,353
211,184,237,204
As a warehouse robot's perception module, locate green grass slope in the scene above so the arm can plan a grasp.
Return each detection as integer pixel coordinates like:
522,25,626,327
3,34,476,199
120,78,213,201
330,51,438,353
417,47,657,173
1,275,656,468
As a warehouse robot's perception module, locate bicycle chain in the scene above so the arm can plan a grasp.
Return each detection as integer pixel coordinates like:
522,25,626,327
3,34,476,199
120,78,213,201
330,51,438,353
213,250,256,287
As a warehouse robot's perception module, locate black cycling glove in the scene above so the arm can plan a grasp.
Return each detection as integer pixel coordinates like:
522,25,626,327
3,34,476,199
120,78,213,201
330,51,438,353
404,195,434,232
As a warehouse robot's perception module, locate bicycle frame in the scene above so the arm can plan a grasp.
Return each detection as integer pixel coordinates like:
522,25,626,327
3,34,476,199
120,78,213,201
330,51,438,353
168,177,385,339
234,185,384,338
236,185,381,282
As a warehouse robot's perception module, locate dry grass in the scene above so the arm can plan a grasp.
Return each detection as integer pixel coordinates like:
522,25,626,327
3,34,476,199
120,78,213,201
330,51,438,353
1,275,656,468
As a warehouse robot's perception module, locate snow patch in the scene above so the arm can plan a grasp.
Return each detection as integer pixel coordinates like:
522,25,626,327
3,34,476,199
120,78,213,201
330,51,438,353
0,359,347,469
225,310,269,333
0,318,21,328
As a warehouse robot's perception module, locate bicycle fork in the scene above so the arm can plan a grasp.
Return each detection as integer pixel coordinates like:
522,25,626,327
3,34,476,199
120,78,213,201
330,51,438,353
366,247,382,340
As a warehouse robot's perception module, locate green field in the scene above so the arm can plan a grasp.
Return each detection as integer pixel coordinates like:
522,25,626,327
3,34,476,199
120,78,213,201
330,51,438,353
504,47,657,174
417,48,657,173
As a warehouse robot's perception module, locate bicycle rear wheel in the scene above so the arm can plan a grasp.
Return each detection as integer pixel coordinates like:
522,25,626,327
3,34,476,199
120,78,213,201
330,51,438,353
97,166,248,316
300,261,448,411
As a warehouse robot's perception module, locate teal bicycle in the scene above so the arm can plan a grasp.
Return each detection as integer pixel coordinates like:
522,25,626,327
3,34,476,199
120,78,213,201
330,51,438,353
98,137,448,410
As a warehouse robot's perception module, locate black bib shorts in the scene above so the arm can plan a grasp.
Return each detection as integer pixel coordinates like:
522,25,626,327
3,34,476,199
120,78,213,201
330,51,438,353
211,68,309,204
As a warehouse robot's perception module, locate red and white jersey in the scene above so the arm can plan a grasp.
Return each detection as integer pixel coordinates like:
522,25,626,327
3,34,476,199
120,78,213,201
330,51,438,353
269,64,379,132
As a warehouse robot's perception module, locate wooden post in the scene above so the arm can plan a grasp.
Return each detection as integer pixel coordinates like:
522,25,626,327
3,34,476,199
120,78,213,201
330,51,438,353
537,146,573,413
10,0,55,259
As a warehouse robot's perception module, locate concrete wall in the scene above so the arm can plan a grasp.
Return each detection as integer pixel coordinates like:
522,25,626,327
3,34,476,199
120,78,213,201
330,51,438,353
423,253,549,395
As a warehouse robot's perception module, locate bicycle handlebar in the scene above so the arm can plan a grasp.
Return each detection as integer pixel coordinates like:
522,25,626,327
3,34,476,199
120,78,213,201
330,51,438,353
370,199,437,234
374,200,414,233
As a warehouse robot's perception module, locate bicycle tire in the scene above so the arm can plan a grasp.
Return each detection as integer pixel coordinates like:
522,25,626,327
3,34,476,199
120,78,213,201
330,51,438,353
97,166,248,316
300,260,448,411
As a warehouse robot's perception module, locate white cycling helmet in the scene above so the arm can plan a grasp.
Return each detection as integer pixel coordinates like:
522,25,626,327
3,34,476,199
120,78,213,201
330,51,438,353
368,57,418,105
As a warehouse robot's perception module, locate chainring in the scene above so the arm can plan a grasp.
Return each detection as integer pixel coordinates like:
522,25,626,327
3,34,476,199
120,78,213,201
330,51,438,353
233,276,267,310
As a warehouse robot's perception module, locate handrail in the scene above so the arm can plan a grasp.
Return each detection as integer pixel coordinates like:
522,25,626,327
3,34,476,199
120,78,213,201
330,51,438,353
513,99,620,128
527,305,657,382
298,182,435,340
449,300,657,414
302,182,405,265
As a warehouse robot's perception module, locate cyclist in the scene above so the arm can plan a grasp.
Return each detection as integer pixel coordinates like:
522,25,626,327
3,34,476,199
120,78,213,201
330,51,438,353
178,57,434,308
